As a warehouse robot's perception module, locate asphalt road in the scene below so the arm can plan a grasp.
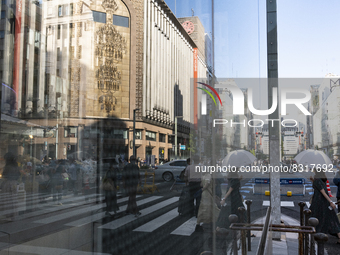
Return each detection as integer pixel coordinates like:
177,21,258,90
0,172,339,255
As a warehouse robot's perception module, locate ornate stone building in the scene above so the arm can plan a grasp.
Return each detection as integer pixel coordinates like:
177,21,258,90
1,0,210,162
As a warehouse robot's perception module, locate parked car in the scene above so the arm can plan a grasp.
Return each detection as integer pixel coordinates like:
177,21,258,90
154,160,187,182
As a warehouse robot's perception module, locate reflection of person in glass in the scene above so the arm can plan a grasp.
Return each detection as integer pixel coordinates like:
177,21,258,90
51,164,64,205
216,171,246,232
333,169,340,213
310,171,340,244
123,156,141,216
1,153,21,221
104,163,119,217
195,172,220,232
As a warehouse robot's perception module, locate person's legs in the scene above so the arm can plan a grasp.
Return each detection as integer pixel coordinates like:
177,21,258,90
188,182,196,216
105,191,110,212
58,188,62,202
52,186,57,201
129,187,139,215
193,182,202,217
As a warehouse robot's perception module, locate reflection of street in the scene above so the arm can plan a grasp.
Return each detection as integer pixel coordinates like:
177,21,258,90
0,173,339,254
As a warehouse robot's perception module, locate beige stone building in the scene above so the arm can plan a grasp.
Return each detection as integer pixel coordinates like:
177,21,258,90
1,0,211,163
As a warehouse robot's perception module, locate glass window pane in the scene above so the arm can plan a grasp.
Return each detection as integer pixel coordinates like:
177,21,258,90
93,11,106,23
112,14,129,27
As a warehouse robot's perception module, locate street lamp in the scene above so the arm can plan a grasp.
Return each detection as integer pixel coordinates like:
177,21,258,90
175,116,183,159
133,108,140,158
29,133,33,159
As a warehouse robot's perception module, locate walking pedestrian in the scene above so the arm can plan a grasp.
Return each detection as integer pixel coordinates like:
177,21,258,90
332,169,340,213
123,155,141,217
103,163,119,217
310,171,340,244
0,153,21,221
68,158,78,195
195,172,220,232
51,164,63,205
184,156,202,217
216,171,246,232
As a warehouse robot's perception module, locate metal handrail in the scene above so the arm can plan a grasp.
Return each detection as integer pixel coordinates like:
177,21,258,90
256,207,271,255
230,223,316,233
230,221,317,255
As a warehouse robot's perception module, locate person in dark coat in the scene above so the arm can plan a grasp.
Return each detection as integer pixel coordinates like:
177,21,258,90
333,170,340,213
310,171,340,244
216,171,246,231
123,155,141,216
1,153,21,220
104,164,119,216
51,164,64,205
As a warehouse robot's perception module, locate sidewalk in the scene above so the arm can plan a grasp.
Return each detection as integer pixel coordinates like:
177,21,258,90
236,214,328,255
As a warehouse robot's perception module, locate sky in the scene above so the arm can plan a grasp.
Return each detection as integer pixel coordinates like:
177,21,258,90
164,0,340,79
164,0,340,122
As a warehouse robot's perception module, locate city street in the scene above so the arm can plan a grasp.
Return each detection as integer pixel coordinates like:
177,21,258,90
1,172,338,255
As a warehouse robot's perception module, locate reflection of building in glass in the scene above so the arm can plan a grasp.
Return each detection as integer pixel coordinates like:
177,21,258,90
0,0,210,163
306,84,320,149
257,121,304,159
214,80,255,156
177,15,214,160
313,74,340,157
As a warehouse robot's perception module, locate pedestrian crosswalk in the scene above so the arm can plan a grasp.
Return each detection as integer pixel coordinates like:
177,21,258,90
0,186,324,255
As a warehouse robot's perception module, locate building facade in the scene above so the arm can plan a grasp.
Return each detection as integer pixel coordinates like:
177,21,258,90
313,74,340,157
1,0,211,163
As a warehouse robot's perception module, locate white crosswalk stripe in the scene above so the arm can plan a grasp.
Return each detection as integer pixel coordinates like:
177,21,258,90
65,196,160,227
100,197,178,230
170,217,197,236
133,208,178,232
262,201,294,207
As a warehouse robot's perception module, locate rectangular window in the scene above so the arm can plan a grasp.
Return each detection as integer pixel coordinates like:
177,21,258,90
65,5,69,15
93,11,106,23
64,127,78,138
35,31,40,48
135,130,142,140
1,0,6,5
146,131,156,141
69,23,74,38
58,5,63,17
56,69,60,77
112,14,129,28
0,30,4,39
168,135,174,144
0,50,3,59
0,71,2,79
57,25,60,39
70,3,73,15
159,133,166,143
57,47,61,61
26,44,29,59
112,129,128,139
1,10,5,19
78,22,82,37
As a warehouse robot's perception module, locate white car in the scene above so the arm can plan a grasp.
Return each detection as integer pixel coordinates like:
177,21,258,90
154,160,188,182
